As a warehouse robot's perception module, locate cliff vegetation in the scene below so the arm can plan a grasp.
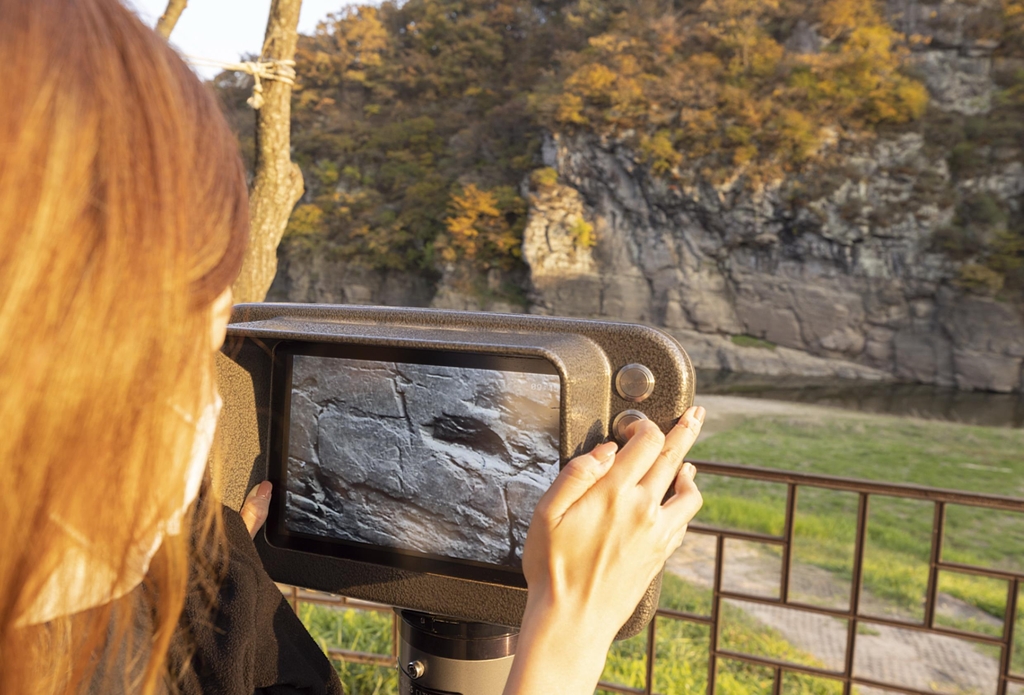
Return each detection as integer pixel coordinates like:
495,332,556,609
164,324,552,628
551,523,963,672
213,0,1024,392
220,0,939,289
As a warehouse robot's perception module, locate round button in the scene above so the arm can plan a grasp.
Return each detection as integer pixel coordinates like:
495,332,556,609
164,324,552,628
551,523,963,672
612,409,648,442
615,364,655,403
407,660,425,679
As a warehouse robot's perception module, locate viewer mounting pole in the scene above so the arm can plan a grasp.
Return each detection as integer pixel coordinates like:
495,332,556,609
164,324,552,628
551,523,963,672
397,611,517,695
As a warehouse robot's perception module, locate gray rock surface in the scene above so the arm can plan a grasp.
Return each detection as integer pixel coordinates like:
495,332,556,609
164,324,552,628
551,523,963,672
283,355,560,567
269,0,1024,393
518,122,1023,391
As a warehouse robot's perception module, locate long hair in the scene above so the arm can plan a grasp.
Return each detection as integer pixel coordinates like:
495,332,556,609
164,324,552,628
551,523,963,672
0,0,249,692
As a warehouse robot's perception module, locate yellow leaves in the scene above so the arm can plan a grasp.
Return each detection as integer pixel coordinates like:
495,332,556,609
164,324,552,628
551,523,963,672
640,131,683,174
688,52,725,76
747,35,784,76
844,24,897,62
699,0,780,23
588,33,635,54
335,6,388,68
559,57,643,126
285,204,326,239
732,144,758,166
565,63,618,98
450,184,500,224
438,184,525,270
1001,0,1024,57
820,0,882,37
774,109,820,162
529,167,560,190
556,93,588,125
891,78,929,120
569,217,596,248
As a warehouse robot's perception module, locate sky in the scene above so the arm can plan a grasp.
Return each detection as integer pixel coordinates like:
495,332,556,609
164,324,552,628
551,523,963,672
128,0,357,78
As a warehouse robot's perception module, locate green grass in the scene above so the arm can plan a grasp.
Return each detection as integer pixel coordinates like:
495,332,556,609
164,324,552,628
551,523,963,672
298,603,398,695
730,335,778,351
299,575,841,695
689,415,1024,620
294,411,1024,693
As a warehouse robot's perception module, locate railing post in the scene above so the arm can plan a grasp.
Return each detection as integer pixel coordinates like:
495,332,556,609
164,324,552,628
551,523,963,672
842,493,869,695
924,501,946,629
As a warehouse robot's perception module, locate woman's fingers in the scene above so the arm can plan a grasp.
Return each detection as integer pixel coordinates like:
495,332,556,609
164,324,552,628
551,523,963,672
664,522,690,562
639,406,704,496
240,480,273,539
661,463,703,529
601,418,667,488
535,441,618,523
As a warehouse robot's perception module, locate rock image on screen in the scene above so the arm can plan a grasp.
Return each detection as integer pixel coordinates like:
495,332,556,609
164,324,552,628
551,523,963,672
283,355,560,567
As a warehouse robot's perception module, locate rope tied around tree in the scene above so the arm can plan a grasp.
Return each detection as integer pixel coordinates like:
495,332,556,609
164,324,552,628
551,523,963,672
184,56,296,109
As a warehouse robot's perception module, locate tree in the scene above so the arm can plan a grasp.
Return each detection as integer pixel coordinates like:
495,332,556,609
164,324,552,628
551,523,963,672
155,0,305,303
232,0,306,302
155,0,187,39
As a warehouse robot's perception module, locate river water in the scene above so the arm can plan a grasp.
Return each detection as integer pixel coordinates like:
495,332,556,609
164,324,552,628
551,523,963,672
697,370,1024,429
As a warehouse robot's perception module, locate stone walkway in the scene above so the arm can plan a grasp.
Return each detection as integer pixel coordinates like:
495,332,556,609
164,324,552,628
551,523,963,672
666,534,1001,695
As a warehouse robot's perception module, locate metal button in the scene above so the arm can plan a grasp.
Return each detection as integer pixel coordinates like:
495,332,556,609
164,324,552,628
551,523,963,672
407,660,425,679
615,364,655,403
612,409,648,442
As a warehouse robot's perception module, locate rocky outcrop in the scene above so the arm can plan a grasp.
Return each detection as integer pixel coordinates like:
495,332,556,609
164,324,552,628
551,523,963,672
520,129,1024,392
516,0,1024,393
283,354,560,566
269,244,434,307
271,0,1024,393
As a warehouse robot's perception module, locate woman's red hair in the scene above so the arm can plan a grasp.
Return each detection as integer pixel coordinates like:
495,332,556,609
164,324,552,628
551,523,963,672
0,0,249,692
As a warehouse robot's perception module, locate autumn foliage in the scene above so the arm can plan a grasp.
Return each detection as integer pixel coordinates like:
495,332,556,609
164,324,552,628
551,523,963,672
235,0,929,284
546,0,928,184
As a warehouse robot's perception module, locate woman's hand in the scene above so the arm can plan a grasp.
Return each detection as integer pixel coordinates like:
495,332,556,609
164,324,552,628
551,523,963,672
240,481,272,539
505,406,706,694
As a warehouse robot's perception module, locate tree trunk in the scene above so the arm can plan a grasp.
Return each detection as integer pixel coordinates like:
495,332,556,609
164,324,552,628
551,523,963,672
155,0,187,39
232,0,305,303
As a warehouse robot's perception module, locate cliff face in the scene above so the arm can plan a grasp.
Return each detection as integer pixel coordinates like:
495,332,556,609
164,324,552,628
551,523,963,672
519,0,1024,393
524,131,1024,392
269,0,1024,393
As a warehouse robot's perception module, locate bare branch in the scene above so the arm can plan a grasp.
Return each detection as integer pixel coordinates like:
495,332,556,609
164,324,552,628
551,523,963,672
232,0,305,303
154,0,188,39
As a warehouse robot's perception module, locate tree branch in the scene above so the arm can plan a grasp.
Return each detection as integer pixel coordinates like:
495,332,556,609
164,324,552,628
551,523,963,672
233,0,305,303
155,0,188,39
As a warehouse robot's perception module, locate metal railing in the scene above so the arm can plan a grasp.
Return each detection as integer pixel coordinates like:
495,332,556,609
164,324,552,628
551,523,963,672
283,460,1024,695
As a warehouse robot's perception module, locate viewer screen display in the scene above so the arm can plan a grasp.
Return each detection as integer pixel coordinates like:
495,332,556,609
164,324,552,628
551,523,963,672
281,351,560,569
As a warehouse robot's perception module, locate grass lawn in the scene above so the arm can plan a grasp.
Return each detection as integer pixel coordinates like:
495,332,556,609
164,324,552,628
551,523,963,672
299,574,841,695
296,406,1024,693
689,413,1024,623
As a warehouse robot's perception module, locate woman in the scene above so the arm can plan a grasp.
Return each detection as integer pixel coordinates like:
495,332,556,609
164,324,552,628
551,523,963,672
0,1,705,693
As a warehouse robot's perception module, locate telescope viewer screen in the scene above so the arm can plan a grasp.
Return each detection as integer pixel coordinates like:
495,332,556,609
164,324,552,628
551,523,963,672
281,351,561,570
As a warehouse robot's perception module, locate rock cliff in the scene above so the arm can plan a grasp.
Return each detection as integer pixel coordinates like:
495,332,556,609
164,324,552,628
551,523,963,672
269,0,1024,393
522,129,1024,392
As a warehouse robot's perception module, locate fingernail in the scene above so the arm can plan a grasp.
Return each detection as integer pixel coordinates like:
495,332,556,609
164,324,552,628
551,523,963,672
256,480,273,500
592,441,618,464
695,406,706,424
682,462,696,478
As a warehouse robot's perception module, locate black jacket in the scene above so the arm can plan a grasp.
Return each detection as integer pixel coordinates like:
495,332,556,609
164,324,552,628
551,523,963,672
173,506,345,695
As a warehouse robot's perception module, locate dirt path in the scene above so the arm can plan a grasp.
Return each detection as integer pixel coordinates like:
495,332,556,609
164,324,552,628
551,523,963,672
671,396,1004,695
666,535,1000,694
